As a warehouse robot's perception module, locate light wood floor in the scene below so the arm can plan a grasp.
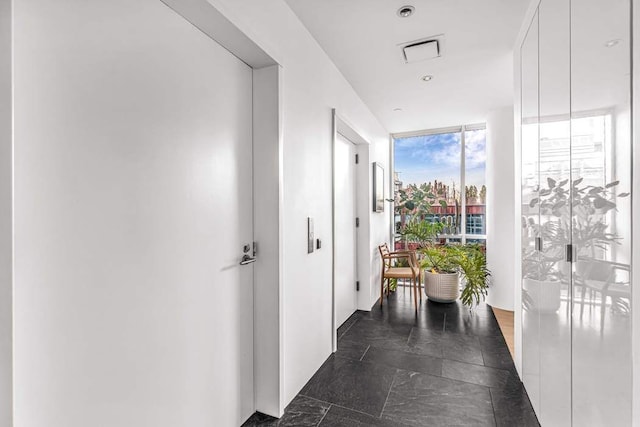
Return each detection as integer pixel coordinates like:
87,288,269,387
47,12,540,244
492,307,515,358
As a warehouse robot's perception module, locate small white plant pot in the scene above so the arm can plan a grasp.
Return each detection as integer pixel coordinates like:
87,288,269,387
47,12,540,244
522,278,561,313
424,271,460,303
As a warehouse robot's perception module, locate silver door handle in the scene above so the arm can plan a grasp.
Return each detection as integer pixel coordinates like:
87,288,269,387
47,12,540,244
565,244,574,263
240,254,256,265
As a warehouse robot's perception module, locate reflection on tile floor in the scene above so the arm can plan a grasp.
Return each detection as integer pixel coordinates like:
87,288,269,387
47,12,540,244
243,289,539,427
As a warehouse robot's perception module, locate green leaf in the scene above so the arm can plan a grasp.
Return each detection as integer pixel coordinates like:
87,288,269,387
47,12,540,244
593,196,615,211
588,187,604,195
601,202,616,213
605,180,620,188
552,200,566,210
618,192,630,197
547,177,556,188
529,198,539,208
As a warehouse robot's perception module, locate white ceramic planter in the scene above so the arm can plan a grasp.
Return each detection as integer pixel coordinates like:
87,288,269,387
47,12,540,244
522,278,562,313
424,271,460,303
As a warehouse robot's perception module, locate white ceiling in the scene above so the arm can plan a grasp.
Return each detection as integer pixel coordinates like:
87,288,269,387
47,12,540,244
284,0,531,133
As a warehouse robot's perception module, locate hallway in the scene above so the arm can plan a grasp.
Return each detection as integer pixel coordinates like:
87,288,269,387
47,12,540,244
244,290,539,426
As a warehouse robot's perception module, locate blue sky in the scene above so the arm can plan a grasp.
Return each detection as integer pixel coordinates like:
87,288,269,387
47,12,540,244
394,130,486,189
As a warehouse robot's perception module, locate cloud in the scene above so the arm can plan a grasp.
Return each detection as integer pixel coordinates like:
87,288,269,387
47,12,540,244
395,133,461,168
465,130,486,169
394,130,486,185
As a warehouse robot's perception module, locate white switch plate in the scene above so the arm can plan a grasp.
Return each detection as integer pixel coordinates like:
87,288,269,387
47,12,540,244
307,217,314,253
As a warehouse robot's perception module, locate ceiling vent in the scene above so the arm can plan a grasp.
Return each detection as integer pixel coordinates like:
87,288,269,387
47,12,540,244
403,40,439,63
400,36,443,63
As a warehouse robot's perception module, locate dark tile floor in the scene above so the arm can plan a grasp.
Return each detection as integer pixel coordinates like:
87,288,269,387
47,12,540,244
243,288,539,427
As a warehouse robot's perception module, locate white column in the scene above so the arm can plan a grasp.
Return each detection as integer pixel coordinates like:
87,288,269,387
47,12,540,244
486,107,515,310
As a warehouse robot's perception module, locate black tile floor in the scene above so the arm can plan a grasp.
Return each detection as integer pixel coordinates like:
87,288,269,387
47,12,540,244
243,289,539,427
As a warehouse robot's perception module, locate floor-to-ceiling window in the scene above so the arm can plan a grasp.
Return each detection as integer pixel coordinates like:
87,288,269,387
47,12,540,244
464,127,487,241
392,124,486,249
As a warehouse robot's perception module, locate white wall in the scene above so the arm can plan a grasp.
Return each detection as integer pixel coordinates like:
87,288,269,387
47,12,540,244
486,107,516,311
14,1,256,425
206,0,391,408
367,137,393,308
0,0,12,425
355,143,372,312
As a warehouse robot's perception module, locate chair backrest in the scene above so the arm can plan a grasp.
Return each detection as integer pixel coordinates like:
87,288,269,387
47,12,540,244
408,251,418,270
575,259,629,283
378,243,391,269
378,243,418,271
576,261,601,282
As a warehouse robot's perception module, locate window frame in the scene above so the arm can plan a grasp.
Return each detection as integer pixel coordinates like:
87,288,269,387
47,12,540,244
391,123,487,245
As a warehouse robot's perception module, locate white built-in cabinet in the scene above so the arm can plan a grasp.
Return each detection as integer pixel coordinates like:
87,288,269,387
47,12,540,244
520,0,633,425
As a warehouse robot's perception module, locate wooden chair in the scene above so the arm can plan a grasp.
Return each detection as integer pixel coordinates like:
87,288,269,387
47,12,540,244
378,243,421,311
574,259,630,332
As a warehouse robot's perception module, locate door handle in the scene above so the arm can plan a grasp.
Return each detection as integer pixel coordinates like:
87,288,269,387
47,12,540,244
240,254,256,265
565,244,574,263
535,237,543,251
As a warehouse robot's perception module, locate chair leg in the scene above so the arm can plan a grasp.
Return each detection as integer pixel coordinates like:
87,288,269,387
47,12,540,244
413,277,418,312
418,273,422,302
380,275,384,307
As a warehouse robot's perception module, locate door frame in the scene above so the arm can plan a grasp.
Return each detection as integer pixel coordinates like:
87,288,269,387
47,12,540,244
513,0,542,380
0,0,11,425
331,110,370,352
158,0,286,419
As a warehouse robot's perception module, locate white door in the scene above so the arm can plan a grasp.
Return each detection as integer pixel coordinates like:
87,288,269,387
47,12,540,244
14,1,254,426
334,134,358,327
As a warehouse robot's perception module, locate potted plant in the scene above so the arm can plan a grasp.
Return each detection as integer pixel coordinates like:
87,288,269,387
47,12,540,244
522,176,629,313
395,182,459,246
521,247,565,313
420,244,491,307
400,219,443,250
521,220,566,313
380,219,443,293
455,244,492,307
420,245,461,303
